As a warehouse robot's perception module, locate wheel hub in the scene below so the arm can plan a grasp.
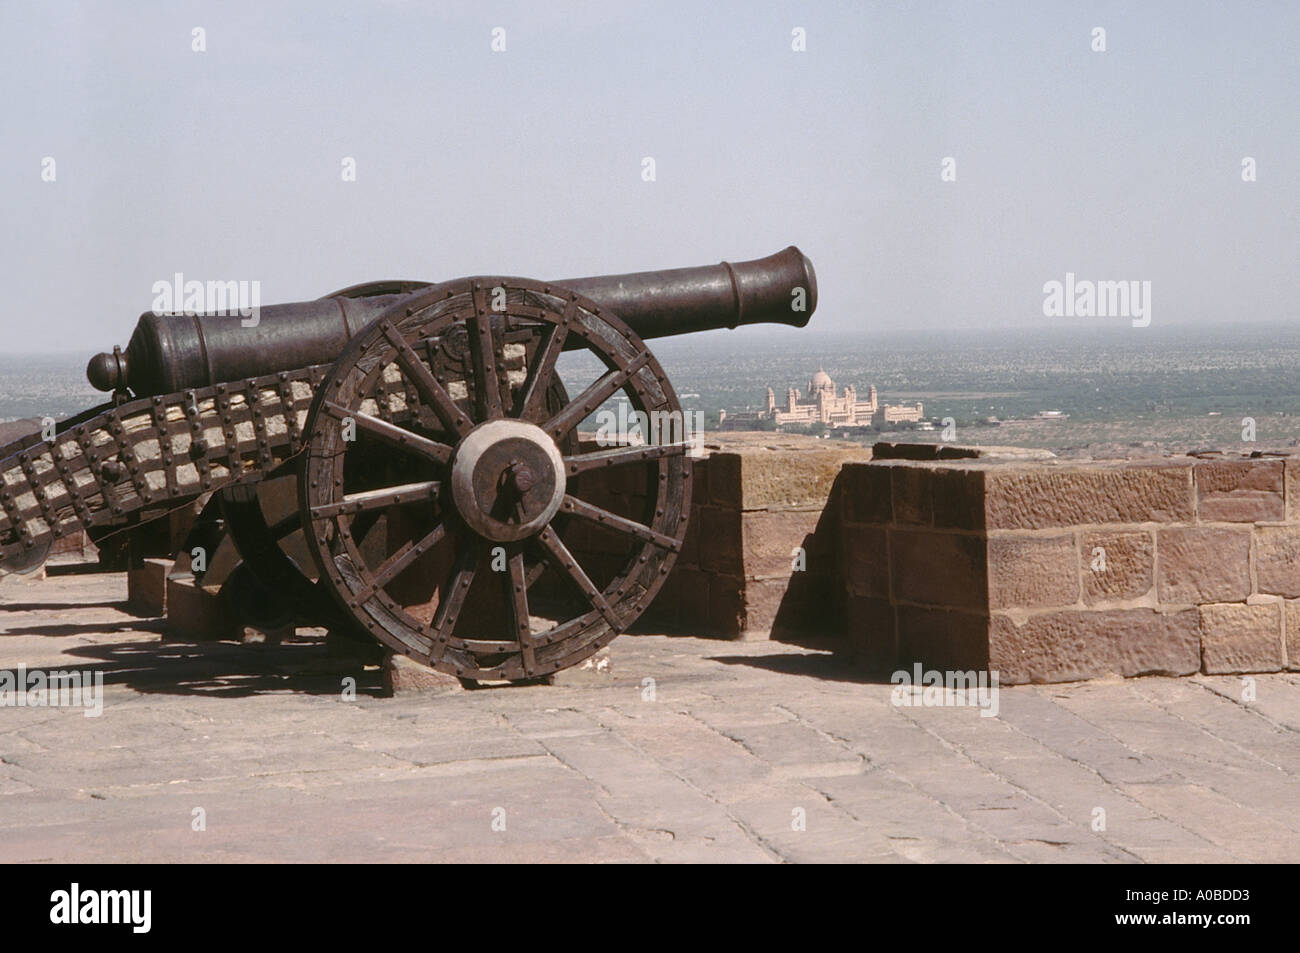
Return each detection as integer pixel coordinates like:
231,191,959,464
449,419,566,542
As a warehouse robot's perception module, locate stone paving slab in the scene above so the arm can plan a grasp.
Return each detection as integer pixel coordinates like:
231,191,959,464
2,566,1299,863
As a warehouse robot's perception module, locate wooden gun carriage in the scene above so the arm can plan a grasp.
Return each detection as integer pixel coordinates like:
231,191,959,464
0,247,816,680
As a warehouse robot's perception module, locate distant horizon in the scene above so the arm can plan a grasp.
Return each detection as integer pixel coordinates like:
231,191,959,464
4,314,1299,464
7,315,1300,359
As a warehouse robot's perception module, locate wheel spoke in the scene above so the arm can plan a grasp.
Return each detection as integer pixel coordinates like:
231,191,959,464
543,350,653,441
468,293,505,419
379,321,472,437
534,526,621,630
503,549,536,675
310,480,441,520
513,302,574,421
368,522,448,593
427,536,479,658
562,441,691,477
322,401,452,464
559,495,681,551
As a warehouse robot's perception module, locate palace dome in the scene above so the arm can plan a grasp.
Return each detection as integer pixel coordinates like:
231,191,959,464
810,368,833,391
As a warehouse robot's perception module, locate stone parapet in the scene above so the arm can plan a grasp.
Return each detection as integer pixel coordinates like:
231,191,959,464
644,434,870,639
838,448,1300,683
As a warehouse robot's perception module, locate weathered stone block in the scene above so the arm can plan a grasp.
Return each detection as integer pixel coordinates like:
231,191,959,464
738,577,784,635
1254,525,1300,598
930,467,987,531
741,576,820,638
895,606,990,672
1195,460,1284,522
383,652,463,695
49,529,95,559
841,523,888,599
839,462,892,524
1082,531,1154,604
677,504,702,567
689,457,709,507
734,570,835,641
873,441,985,461
126,557,170,617
697,506,742,575
844,595,896,670
987,534,1078,609
1156,527,1251,604
872,441,944,460
984,464,1194,529
742,508,824,578
674,566,710,626
716,444,870,509
1286,600,1300,671
892,466,932,526
164,575,239,642
889,529,987,611
1287,459,1300,522
1200,602,1283,674
989,608,1199,684
706,452,742,508
707,573,744,637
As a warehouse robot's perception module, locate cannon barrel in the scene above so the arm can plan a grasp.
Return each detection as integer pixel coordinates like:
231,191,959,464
559,245,815,341
87,246,816,396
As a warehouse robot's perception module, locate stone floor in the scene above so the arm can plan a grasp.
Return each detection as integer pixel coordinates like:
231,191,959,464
2,565,1299,863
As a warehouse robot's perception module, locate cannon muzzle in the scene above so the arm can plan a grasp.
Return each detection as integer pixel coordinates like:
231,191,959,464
558,245,816,340
88,246,816,396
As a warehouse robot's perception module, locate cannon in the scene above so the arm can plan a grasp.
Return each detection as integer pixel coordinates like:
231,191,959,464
0,247,816,680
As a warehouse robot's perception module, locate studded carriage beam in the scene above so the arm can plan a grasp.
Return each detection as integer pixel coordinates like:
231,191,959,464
0,247,816,680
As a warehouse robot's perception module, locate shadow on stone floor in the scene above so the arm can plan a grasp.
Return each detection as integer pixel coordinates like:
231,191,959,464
0,618,165,637
708,651,901,685
0,600,131,613
45,562,114,577
1,638,387,698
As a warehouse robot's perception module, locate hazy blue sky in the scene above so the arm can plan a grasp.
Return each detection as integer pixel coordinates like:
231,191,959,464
2,1,1296,353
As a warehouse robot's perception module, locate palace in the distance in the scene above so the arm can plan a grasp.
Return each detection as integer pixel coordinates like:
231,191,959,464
721,368,925,430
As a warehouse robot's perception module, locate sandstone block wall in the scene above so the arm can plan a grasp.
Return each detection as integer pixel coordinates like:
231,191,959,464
644,437,869,639
838,450,1300,684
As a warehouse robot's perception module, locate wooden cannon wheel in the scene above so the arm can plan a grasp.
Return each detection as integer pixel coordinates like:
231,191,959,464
299,278,693,681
